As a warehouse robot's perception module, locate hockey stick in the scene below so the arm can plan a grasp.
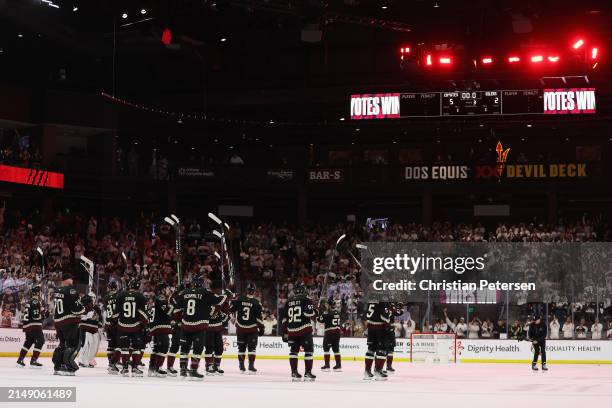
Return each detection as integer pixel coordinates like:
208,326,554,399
320,234,346,306
80,255,94,294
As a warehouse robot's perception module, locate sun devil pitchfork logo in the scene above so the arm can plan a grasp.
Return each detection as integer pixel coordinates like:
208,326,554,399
495,141,510,180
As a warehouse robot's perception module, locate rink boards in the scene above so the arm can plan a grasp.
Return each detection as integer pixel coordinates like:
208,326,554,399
0,328,611,364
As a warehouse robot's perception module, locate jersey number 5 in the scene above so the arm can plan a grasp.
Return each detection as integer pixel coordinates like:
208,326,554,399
366,304,375,318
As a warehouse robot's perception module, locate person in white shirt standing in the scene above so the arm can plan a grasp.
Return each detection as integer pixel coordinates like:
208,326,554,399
468,317,481,339
591,318,603,340
575,319,588,339
481,319,493,338
549,316,560,339
562,317,574,339
607,321,612,340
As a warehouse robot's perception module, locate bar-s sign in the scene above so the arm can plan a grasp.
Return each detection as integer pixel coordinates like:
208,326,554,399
543,88,596,114
350,93,400,119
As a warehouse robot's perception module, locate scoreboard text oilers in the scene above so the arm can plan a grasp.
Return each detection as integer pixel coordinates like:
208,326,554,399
350,88,596,119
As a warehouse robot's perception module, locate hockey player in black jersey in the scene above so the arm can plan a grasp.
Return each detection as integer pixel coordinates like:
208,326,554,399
205,289,229,376
281,282,317,381
230,282,264,374
148,282,173,377
363,300,390,381
385,302,404,373
166,283,185,376
318,298,342,372
103,281,121,374
113,279,149,377
52,274,86,376
173,275,229,380
529,315,548,371
17,286,46,368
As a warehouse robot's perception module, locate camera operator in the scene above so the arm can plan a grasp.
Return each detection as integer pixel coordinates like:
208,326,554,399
528,315,548,372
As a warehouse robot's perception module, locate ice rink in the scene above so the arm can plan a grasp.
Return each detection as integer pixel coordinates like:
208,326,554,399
1,358,612,408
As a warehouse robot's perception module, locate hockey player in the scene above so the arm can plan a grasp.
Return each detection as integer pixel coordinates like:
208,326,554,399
166,283,185,377
318,298,342,372
17,286,46,368
363,299,390,381
148,282,173,377
205,291,229,375
280,282,317,382
230,282,264,374
173,275,229,380
385,302,404,373
103,281,121,374
113,279,149,377
529,315,548,372
52,273,86,376
78,294,103,367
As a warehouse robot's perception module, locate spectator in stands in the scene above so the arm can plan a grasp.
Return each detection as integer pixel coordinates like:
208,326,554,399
549,316,560,339
591,318,603,340
468,317,481,339
509,320,523,340
607,321,612,340
562,317,575,339
481,318,493,338
434,318,448,333
575,318,588,339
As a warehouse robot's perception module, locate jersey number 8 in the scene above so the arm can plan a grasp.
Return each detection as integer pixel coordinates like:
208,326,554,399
186,299,196,316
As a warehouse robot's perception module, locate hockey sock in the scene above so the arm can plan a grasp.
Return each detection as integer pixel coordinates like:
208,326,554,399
375,355,385,371
179,356,188,370
386,354,393,368
121,351,130,366
365,353,374,372
204,354,213,368
238,353,245,367
32,348,41,362
304,354,313,374
214,357,222,368
156,354,165,369
323,353,330,366
112,350,121,364
289,354,298,372
18,347,28,361
190,357,200,370
149,354,156,368
132,351,142,367
167,354,176,368
248,353,256,368
334,353,342,366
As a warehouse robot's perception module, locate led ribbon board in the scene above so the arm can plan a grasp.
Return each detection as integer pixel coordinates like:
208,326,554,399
350,88,596,119
0,164,65,189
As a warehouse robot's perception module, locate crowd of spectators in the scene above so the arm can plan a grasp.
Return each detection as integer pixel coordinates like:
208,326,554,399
0,130,42,168
1,205,611,338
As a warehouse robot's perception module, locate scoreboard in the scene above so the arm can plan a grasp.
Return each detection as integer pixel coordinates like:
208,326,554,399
350,88,596,119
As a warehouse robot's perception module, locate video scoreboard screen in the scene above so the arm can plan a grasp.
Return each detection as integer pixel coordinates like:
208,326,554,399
350,88,596,119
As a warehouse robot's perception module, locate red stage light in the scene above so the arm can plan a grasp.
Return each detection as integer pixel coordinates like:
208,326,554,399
439,57,452,64
547,55,560,63
425,54,433,66
481,57,493,64
573,39,585,50
508,56,520,63
591,47,598,59
531,55,543,63
400,47,411,54
161,28,172,46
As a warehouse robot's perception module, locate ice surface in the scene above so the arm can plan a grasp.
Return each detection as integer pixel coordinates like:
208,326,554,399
1,358,611,408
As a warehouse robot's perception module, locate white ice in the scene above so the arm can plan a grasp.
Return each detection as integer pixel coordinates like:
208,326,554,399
1,358,611,408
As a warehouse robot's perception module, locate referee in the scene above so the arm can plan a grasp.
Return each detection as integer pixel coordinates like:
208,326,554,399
528,315,548,371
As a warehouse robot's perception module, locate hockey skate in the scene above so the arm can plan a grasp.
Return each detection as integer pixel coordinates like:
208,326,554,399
120,366,130,377
363,370,374,380
108,364,119,375
385,366,395,374
531,363,538,371
179,368,188,379
303,372,316,382
189,369,204,381
166,367,178,377
320,364,331,372
332,364,342,372
291,371,302,382
30,360,43,369
374,369,388,381
239,363,246,374
247,366,258,375
206,365,217,376
214,366,224,376
542,363,548,372
16,359,25,368
131,366,144,378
